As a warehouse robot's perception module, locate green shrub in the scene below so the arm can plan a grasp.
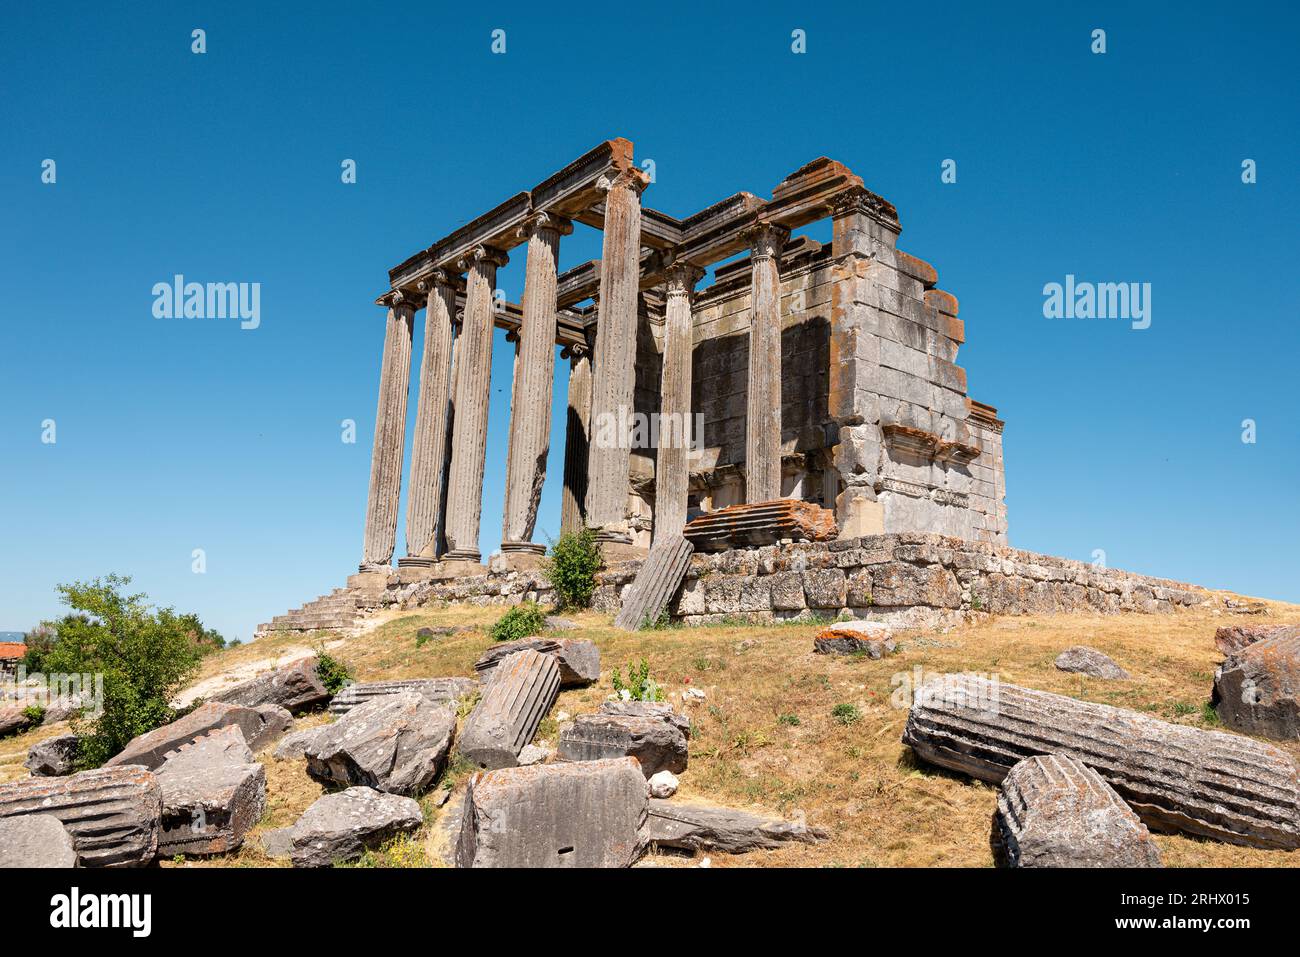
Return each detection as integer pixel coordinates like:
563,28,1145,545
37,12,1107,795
611,658,664,702
541,529,602,610
41,575,204,768
1200,701,1221,726
832,703,861,726
489,601,548,643
315,649,354,695
777,713,801,727
22,704,46,725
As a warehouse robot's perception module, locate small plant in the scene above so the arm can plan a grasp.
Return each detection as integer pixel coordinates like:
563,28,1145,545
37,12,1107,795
611,658,664,702
1200,701,1221,726
777,713,801,727
489,601,548,643
832,703,862,726
639,609,674,630
21,704,46,726
1171,701,1197,718
541,529,602,610
315,649,354,695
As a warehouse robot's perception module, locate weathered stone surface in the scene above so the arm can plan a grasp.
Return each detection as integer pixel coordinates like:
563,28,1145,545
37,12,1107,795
1215,623,1300,658
475,637,599,688
642,800,828,854
991,754,1162,868
328,677,479,716
0,705,33,738
598,700,691,739
25,733,81,776
0,814,78,868
813,620,896,657
1214,632,1300,740
1054,646,1130,679
648,770,678,798
871,561,962,608
456,757,648,868
156,727,266,856
459,650,560,769
289,786,423,868
614,534,694,630
260,826,292,859
546,616,578,631
275,726,326,761
253,703,294,744
903,673,1300,849
105,701,273,771
306,690,457,796
802,568,847,609
558,713,688,777
213,657,330,714
684,500,837,553
360,296,415,569
404,277,457,562
0,767,162,867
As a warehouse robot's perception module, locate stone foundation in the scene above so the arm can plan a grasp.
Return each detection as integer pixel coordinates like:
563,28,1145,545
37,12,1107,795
370,533,1207,629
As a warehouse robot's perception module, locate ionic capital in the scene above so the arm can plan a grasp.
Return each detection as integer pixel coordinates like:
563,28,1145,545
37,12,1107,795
417,269,458,295
561,341,590,360
384,288,418,310
741,222,791,263
664,262,706,299
457,244,509,273
517,211,574,241
596,165,651,198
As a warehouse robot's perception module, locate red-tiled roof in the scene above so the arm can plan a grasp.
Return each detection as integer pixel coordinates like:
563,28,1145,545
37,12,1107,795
0,643,26,660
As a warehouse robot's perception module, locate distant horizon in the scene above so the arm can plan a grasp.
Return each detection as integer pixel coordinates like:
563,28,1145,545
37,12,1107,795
3,2,1297,639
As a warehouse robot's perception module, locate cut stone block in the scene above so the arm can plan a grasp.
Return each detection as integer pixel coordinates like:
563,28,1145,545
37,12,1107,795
1054,646,1129,679
598,700,691,739
105,701,274,771
275,726,327,761
991,754,1162,868
213,657,330,714
305,690,457,796
289,786,423,868
0,705,33,738
456,757,648,868
614,534,694,630
814,621,896,658
1215,623,1300,657
0,814,79,868
459,649,560,770
476,638,600,687
558,713,688,777
156,726,266,856
25,733,81,777
641,799,828,854
902,673,1300,849
252,704,294,746
328,677,479,716
683,500,837,552
0,766,162,867
1214,631,1300,740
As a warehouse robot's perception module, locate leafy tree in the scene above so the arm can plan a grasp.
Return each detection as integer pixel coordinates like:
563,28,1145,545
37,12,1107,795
18,622,58,672
177,612,226,655
43,575,203,768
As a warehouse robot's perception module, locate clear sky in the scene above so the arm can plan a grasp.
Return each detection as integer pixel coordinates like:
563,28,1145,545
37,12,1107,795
2,2,1297,641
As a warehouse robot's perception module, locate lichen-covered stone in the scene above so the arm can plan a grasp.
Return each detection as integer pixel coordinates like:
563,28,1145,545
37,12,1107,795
459,650,560,769
213,657,330,714
1214,631,1300,740
289,787,423,868
1054,646,1130,680
25,734,81,777
558,713,688,777
0,815,78,868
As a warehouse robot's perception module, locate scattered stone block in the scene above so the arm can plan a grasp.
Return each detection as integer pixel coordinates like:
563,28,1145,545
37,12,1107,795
105,701,274,771
1214,631,1300,740
289,787,423,868
459,649,560,770
814,621,896,658
456,757,648,868
683,500,837,552
0,815,78,868
25,733,81,777
1215,623,1300,658
991,754,1162,867
642,800,828,854
260,827,292,859
902,673,1300,849
42,695,86,724
213,657,330,714
252,704,294,744
0,705,33,738
649,770,678,799
156,727,266,856
305,690,457,796
0,767,162,867
517,743,550,766
1054,646,1129,679
275,726,327,761
475,638,599,687
598,700,691,738
614,535,694,630
545,616,578,631
328,677,479,716
559,713,688,777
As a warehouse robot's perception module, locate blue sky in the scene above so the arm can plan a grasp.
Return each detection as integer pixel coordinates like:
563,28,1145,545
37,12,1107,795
2,2,1297,640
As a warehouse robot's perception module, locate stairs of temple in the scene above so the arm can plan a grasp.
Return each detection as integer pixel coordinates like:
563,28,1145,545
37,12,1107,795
254,582,381,639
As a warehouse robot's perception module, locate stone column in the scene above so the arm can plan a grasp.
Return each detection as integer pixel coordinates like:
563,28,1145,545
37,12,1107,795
742,222,790,504
584,168,650,541
560,339,592,535
501,213,573,556
653,263,704,540
400,271,458,566
360,290,416,571
443,245,508,563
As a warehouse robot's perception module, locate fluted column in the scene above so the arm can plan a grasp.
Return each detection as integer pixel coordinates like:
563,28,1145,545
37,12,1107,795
560,339,593,535
654,263,704,540
584,167,650,541
743,222,790,503
501,213,572,554
443,245,508,562
360,290,417,571
401,271,458,565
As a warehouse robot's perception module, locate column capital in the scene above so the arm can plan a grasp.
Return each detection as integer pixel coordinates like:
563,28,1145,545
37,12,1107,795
664,262,706,299
383,288,420,310
456,244,509,272
417,269,459,294
824,184,900,230
596,166,651,198
561,341,590,360
517,211,574,240
741,222,791,263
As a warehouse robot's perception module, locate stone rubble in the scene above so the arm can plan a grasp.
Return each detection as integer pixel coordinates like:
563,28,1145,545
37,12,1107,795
25,733,81,777
1213,631,1300,740
105,701,280,771
459,649,560,770
641,800,828,854
0,815,79,868
558,712,688,778
1053,646,1130,679
155,726,266,856
475,637,600,687
212,657,331,714
288,786,423,868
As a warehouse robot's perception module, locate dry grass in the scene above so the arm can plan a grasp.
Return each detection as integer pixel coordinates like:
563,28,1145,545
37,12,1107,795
16,589,1300,868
